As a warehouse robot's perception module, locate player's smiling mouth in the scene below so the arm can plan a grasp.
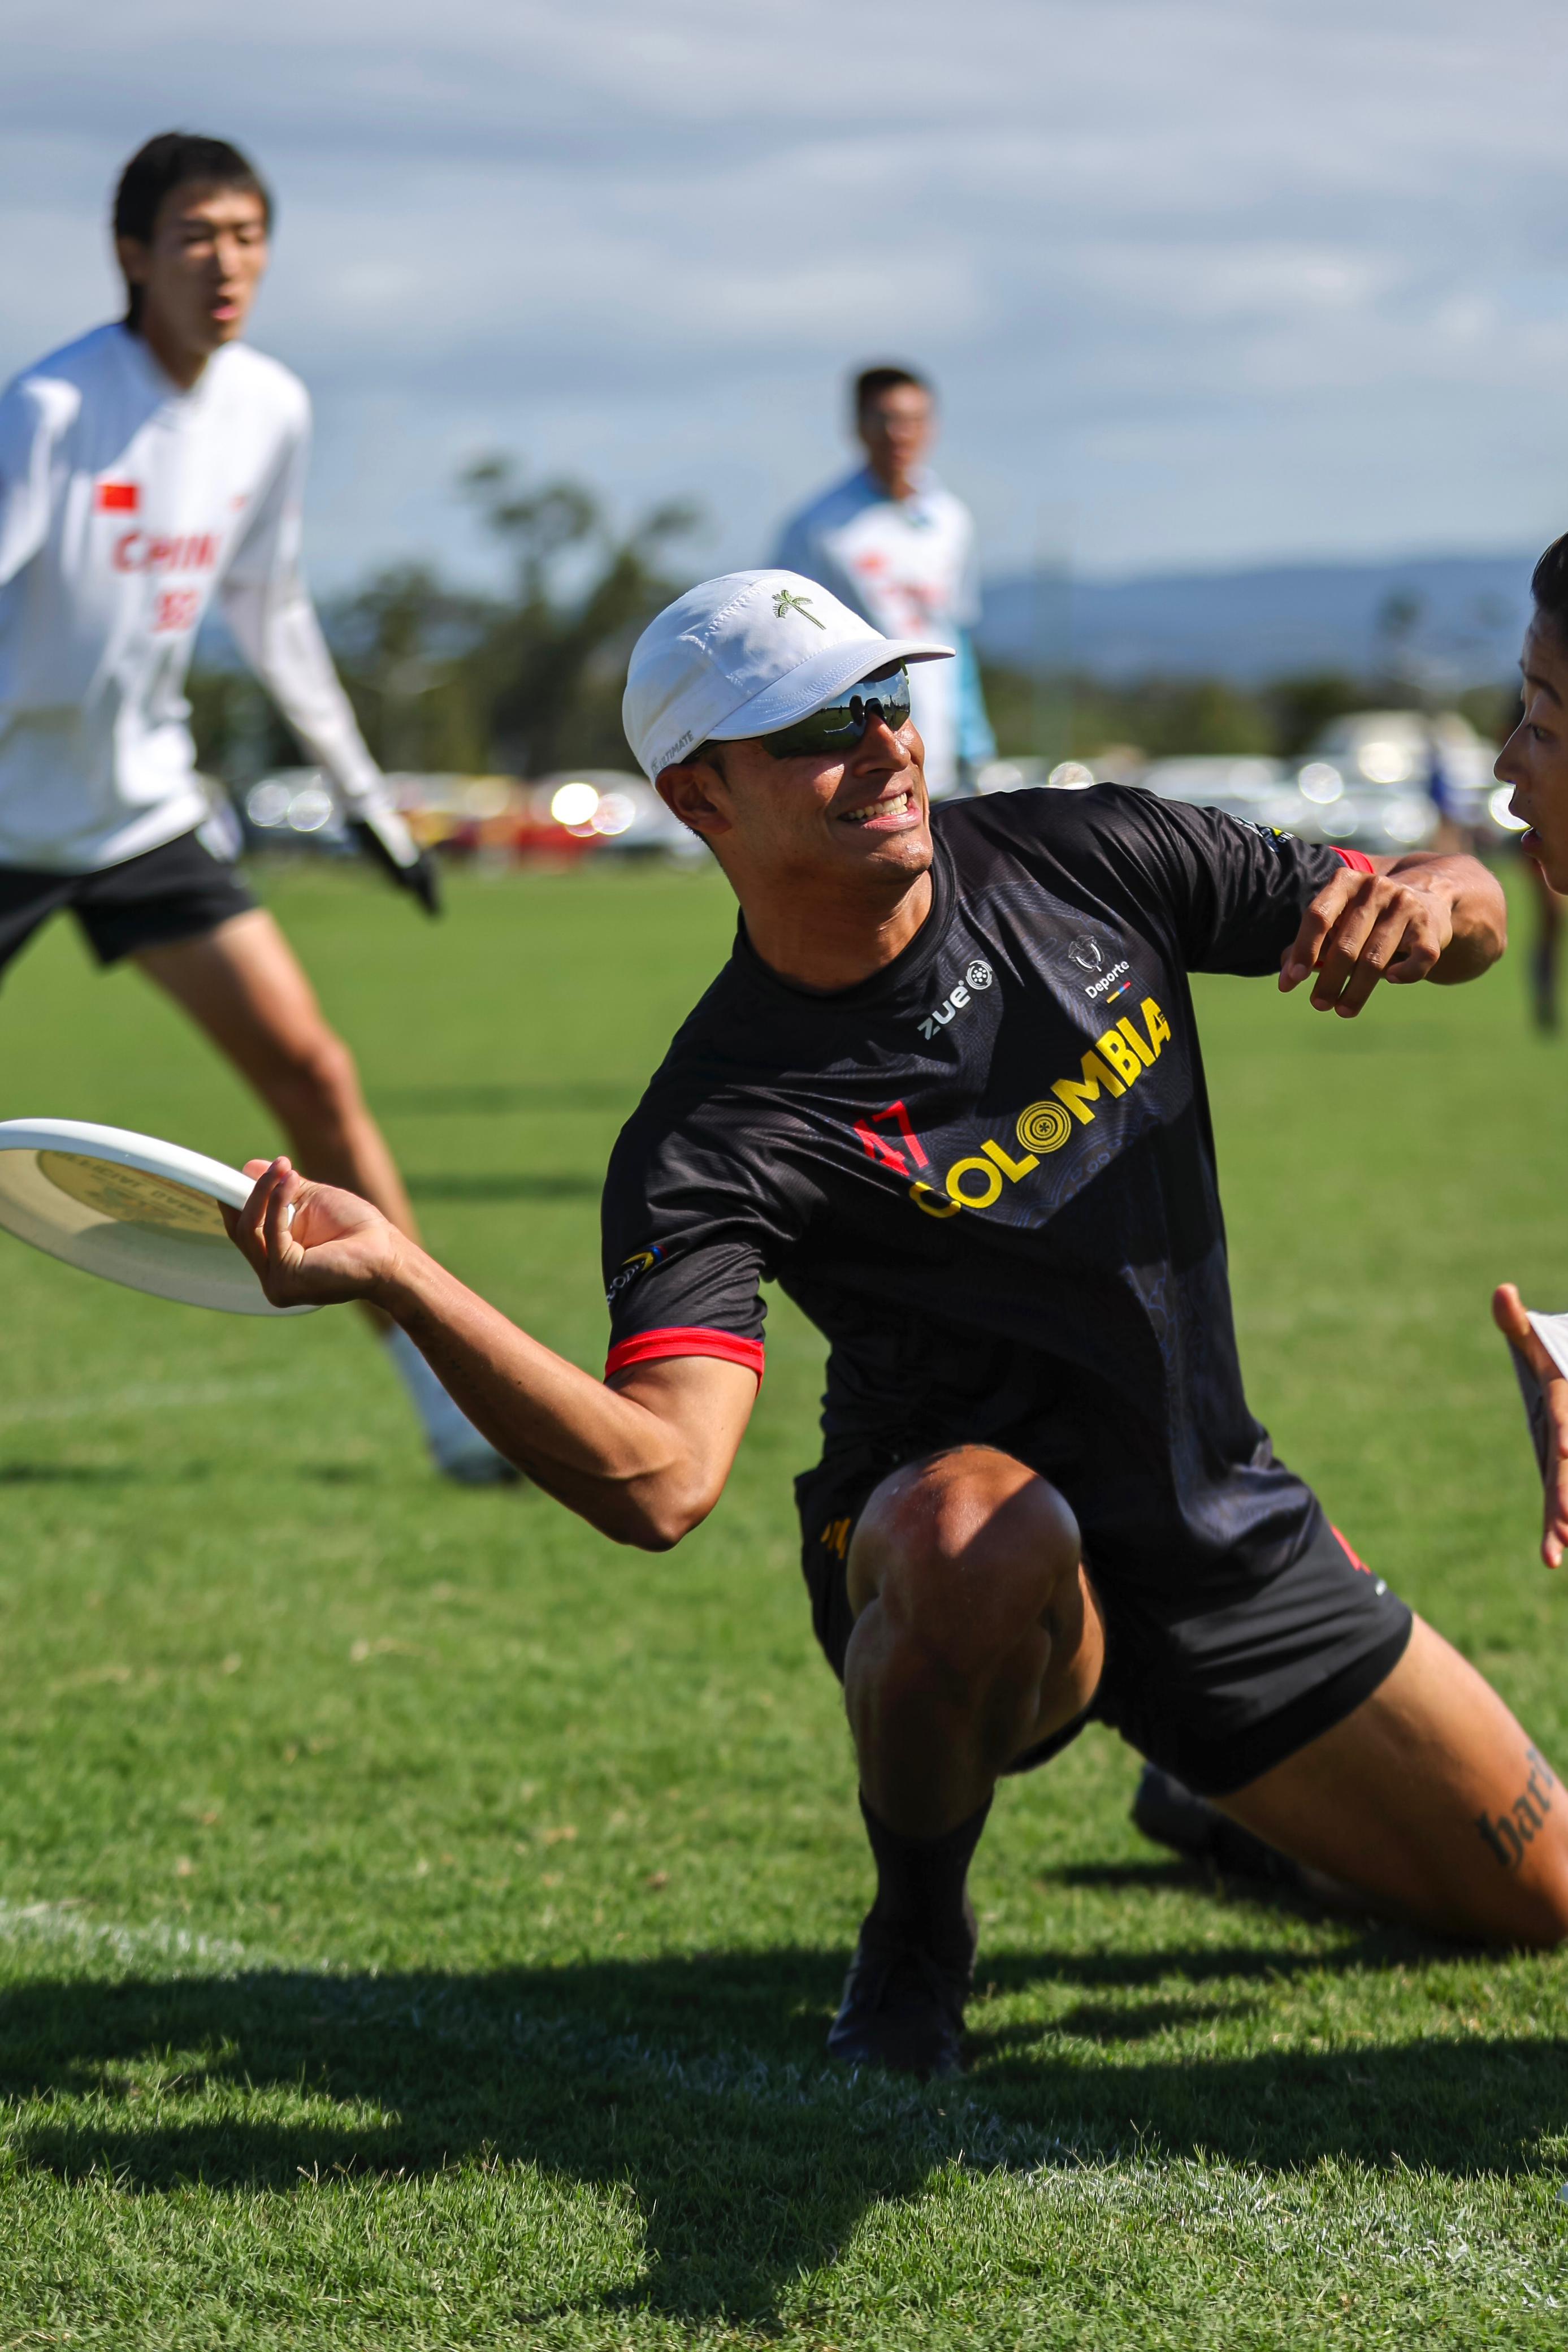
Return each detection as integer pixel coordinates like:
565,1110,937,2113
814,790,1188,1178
840,789,915,827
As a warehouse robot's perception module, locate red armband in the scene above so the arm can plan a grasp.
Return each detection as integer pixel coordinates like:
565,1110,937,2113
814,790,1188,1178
1333,848,1377,874
605,1326,765,1383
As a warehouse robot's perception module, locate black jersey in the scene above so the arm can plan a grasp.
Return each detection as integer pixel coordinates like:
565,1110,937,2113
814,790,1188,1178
600,786,1365,1589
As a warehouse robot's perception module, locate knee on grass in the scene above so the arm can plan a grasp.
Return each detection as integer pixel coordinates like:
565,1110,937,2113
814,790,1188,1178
850,1446,1082,1685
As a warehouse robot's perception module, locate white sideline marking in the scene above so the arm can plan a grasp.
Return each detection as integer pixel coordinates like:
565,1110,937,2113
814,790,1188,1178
0,1899,251,1974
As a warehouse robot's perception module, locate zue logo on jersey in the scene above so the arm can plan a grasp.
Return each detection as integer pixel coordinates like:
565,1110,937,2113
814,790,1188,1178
917,959,993,1040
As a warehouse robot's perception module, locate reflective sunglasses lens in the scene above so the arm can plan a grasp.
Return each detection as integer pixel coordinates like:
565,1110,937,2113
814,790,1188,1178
843,663,911,734
763,665,912,759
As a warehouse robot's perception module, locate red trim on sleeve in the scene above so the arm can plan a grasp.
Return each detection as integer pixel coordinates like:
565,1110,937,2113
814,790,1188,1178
1333,848,1377,874
605,1327,765,1383
1331,1523,1372,1575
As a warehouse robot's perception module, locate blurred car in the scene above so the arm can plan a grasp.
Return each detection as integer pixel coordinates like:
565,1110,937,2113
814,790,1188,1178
982,708,1519,857
241,767,350,850
973,756,1132,795
1140,737,1439,855
1138,755,1289,817
1298,710,1517,846
1133,755,1363,850
239,767,704,863
973,756,1053,794
532,771,703,858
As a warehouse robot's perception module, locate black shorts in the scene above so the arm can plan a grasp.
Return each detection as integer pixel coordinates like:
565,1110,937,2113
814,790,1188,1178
0,831,257,980
796,1454,1413,1798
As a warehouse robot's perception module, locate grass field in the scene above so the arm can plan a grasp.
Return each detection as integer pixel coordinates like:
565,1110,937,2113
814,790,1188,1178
0,855,1566,2348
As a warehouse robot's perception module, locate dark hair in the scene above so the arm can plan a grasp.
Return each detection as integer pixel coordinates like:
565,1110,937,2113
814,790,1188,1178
113,133,272,328
852,363,932,418
1532,534,1568,646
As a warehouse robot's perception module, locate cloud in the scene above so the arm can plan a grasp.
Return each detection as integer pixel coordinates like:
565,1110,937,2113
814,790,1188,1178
4,0,1567,583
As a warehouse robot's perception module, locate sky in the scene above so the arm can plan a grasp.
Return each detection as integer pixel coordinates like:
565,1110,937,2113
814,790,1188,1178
5,0,1567,593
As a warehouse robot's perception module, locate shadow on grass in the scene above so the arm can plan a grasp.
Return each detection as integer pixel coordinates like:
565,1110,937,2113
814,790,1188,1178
1049,1858,1196,1893
0,1463,137,1486
0,1938,1561,2325
404,1172,599,1203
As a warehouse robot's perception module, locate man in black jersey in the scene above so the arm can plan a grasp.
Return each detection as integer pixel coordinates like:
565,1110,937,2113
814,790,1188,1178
228,570,1568,2081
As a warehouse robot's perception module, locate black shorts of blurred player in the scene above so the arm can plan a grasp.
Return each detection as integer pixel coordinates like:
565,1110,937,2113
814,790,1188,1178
0,829,511,1481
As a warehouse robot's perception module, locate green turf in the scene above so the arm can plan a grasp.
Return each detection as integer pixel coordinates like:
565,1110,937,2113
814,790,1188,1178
0,856,1565,2348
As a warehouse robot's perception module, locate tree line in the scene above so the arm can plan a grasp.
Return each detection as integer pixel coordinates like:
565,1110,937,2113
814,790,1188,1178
189,459,1515,783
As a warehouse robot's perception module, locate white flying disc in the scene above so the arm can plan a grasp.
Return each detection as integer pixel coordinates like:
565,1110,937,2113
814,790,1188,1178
1529,1311,1568,1383
0,1118,317,1316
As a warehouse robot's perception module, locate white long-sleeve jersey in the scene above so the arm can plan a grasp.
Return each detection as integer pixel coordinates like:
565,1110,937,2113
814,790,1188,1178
773,465,994,798
0,322,386,872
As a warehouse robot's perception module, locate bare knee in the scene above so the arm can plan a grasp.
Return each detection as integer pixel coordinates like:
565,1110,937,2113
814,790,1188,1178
262,1022,364,1129
849,1446,1081,1681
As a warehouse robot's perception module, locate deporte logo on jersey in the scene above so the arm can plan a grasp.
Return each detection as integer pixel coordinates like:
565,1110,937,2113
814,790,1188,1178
916,959,993,1039
907,996,1173,1218
1065,934,1132,1008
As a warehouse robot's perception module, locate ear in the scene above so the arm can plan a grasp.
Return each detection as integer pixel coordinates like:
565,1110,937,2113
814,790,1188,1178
656,757,734,845
115,236,152,289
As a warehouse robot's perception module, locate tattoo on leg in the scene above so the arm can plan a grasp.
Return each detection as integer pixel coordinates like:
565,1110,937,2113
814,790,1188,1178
1475,1745,1558,1870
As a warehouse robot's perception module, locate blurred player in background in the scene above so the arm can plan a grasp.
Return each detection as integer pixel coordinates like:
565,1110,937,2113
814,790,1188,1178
773,365,995,799
0,131,510,1483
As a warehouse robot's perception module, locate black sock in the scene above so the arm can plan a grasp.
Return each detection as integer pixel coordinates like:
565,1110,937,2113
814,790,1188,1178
859,1789,992,1976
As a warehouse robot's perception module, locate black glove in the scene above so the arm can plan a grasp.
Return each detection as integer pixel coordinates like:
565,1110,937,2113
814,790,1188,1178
348,808,442,918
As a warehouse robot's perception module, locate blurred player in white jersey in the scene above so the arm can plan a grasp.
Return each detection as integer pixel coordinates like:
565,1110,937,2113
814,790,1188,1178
773,365,995,798
0,131,510,1482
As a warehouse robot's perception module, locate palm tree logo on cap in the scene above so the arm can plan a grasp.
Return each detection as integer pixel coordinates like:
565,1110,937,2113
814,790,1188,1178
773,588,825,628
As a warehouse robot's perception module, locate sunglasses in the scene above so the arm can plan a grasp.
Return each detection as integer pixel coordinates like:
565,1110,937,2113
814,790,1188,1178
693,663,912,767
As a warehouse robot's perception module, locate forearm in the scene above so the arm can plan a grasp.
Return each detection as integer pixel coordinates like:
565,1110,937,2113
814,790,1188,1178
223,578,384,808
1380,851,1507,982
373,1243,712,1546
0,391,55,590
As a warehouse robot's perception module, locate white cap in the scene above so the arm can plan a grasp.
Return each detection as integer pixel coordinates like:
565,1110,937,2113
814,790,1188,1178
622,569,952,781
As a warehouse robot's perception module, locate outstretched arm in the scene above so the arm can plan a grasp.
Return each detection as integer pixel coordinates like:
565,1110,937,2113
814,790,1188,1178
0,383,58,592
219,418,440,914
226,1158,757,1549
1280,851,1506,1016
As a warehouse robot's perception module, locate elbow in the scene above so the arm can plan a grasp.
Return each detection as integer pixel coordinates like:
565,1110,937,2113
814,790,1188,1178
625,1521,685,1555
616,1477,722,1554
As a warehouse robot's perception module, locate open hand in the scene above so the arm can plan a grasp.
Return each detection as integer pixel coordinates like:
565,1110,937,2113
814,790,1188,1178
1493,1283,1568,1570
1280,863,1456,1016
223,1157,403,1309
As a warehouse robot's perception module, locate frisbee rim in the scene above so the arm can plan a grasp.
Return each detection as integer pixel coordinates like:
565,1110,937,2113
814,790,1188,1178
0,1117,315,1315
0,1117,256,1207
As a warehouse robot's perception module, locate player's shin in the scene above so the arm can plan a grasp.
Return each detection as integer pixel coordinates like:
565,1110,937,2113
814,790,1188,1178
860,1788,990,1977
